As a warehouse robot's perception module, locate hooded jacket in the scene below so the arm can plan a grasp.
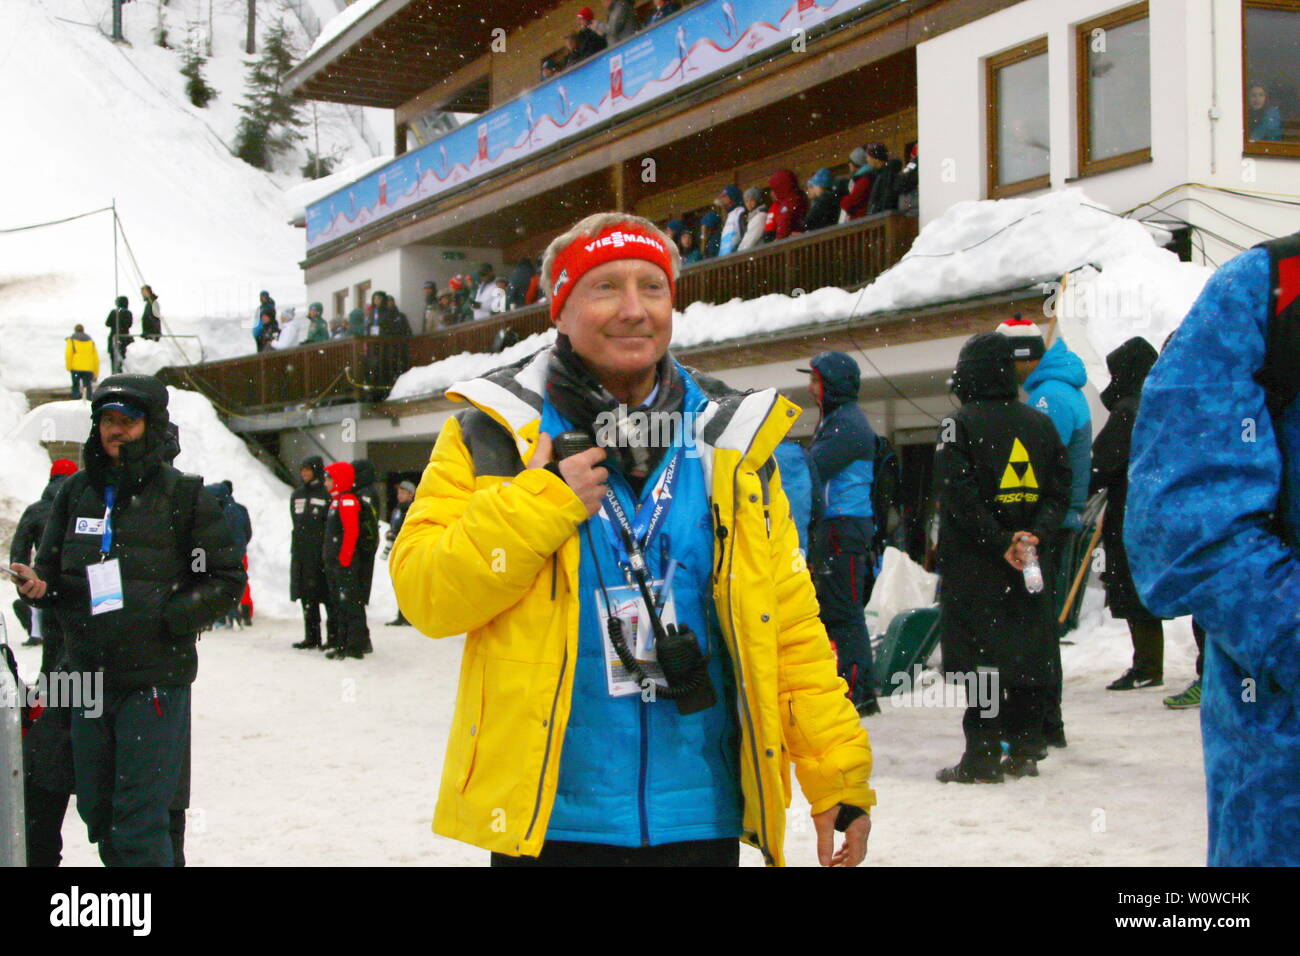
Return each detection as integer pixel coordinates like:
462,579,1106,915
840,164,874,220
807,351,876,557
206,482,252,556
1023,338,1092,525
764,170,808,241
937,333,1072,686
390,348,874,864
30,375,246,688
866,158,903,215
1089,337,1158,620
290,456,331,602
65,331,99,376
1126,246,1300,865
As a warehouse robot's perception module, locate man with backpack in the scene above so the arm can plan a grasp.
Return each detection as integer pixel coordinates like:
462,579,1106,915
802,350,880,716
9,375,246,866
1126,234,1299,866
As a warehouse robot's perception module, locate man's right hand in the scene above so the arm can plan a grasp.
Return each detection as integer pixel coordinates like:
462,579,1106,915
9,563,47,600
527,433,609,518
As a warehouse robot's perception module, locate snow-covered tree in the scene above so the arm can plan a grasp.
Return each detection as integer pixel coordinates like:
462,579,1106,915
180,42,217,108
233,19,305,170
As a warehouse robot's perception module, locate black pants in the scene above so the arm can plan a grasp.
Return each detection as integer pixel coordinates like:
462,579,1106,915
1192,619,1206,677
24,784,72,867
70,371,94,400
490,838,740,867
1129,619,1165,678
815,550,876,704
71,684,191,867
962,684,1048,773
325,564,367,653
300,597,336,646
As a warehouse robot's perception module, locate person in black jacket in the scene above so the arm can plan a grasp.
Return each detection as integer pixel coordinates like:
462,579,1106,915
804,168,843,232
105,296,133,373
382,480,416,626
934,333,1072,783
1090,337,1166,691
206,481,253,629
349,459,381,654
571,7,608,63
139,285,162,342
10,374,246,866
865,143,902,216
290,456,335,650
10,459,78,651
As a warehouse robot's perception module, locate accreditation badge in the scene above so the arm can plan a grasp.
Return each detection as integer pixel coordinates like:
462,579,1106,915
87,559,125,615
594,581,677,698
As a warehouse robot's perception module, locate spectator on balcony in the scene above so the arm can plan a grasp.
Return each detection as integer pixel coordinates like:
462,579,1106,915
447,276,476,325
603,0,639,43
472,264,499,319
897,144,919,216
346,308,366,338
665,218,685,249
571,9,607,64
383,295,413,337
254,306,279,352
865,143,902,216
422,281,438,334
804,168,843,233
105,295,133,373
700,210,722,259
679,228,702,263
715,185,747,257
304,303,329,345
840,146,875,221
526,258,544,306
507,258,536,310
272,306,305,350
364,291,389,336
1247,84,1284,142
764,169,808,242
329,316,348,339
139,285,162,342
737,187,768,252
648,0,681,25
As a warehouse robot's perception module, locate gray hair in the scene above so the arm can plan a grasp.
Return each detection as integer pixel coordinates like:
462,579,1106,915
541,212,681,306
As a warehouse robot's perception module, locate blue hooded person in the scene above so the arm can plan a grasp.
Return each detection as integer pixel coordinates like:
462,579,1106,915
1126,234,1300,866
801,351,878,715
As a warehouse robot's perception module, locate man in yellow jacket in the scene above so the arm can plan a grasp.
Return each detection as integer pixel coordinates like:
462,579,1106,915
65,324,99,400
391,213,874,867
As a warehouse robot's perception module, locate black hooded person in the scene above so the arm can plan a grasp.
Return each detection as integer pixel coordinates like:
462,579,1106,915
290,455,336,650
934,333,1072,784
11,374,245,866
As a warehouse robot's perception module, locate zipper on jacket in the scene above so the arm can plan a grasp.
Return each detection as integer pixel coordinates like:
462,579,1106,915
712,502,728,575
638,699,650,846
525,643,569,843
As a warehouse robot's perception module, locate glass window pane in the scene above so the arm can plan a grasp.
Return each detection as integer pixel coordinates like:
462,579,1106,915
1087,17,1150,160
1244,7,1300,144
997,53,1050,187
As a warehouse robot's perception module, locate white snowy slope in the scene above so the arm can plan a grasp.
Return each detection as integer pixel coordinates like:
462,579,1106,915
387,189,1215,402
5,584,1206,867
0,0,379,391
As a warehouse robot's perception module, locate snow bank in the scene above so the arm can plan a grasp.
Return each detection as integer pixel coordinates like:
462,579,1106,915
387,189,1214,401
304,0,386,60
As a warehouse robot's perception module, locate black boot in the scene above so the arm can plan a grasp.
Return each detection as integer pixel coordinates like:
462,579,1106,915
292,639,321,650
936,761,1004,784
1001,755,1039,778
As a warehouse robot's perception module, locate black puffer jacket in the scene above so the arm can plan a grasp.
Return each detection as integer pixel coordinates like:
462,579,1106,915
289,456,331,603
937,333,1072,686
31,375,246,689
10,474,69,566
1090,336,1161,621
350,459,381,603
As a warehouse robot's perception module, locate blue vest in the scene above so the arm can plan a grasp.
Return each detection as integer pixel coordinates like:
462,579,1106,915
543,369,743,847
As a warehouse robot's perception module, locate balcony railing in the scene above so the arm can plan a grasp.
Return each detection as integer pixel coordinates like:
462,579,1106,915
160,213,919,414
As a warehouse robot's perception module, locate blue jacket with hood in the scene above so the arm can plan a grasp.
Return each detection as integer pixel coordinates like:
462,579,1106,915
808,351,875,555
1023,338,1092,527
1126,246,1299,866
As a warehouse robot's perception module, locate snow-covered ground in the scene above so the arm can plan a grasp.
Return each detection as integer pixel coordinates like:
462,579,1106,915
4,585,1207,867
0,0,386,391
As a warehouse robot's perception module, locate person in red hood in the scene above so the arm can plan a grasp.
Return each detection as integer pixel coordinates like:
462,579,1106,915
323,462,368,659
763,169,808,242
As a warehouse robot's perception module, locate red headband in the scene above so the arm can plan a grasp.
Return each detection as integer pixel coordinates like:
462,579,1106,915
549,223,676,322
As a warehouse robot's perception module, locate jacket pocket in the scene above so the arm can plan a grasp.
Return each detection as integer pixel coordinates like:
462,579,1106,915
456,654,487,794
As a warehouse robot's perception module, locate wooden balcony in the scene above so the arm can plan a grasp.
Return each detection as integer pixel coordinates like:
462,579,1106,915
160,213,919,414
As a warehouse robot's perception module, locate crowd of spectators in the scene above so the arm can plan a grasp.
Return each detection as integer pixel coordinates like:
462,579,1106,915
658,140,919,267
541,1,690,79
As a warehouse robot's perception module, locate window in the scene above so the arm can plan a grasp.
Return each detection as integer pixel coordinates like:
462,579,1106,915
1243,1,1300,156
354,281,371,312
1075,3,1151,178
333,290,347,322
986,38,1051,198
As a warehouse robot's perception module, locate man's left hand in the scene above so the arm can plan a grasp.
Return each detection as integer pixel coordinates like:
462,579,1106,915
812,806,870,867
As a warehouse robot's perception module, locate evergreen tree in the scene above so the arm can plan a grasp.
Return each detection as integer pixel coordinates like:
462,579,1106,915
233,19,305,170
301,150,339,180
180,45,217,108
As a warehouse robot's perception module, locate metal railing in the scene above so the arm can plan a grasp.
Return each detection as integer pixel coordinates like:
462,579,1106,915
160,213,919,413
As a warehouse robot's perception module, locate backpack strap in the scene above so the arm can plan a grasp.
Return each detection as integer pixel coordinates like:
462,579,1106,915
1253,233,1300,420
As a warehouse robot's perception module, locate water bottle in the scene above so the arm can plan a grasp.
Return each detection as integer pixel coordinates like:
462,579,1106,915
1022,544,1044,594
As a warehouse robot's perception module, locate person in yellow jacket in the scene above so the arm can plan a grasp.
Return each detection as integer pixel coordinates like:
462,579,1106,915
391,213,874,867
65,324,99,400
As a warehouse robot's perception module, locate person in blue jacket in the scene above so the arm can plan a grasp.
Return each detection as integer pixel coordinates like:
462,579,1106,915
997,315,1092,749
773,439,820,555
1126,240,1299,867
802,351,878,716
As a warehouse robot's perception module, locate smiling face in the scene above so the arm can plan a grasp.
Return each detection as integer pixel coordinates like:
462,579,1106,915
555,259,673,386
98,409,146,461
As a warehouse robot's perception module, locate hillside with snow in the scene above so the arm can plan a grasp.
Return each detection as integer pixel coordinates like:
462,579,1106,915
0,0,388,391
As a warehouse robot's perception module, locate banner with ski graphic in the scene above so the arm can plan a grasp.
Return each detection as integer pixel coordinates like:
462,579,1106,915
305,0,889,252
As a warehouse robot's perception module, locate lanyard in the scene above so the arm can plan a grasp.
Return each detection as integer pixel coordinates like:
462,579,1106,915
595,447,682,581
100,485,116,559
